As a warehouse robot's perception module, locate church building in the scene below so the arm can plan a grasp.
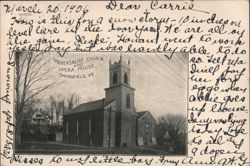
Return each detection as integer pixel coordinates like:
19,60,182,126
63,56,138,147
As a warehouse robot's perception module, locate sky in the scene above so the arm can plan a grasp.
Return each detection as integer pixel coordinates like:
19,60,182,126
23,51,188,120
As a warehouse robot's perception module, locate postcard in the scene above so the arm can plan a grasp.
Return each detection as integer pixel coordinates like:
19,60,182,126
0,0,249,165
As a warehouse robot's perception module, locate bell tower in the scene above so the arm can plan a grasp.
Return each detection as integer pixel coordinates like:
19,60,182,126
105,55,136,146
108,55,131,88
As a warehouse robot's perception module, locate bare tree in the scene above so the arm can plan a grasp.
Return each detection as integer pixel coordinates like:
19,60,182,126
67,93,81,110
23,97,42,118
155,113,187,153
47,93,81,126
40,109,50,124
49,95,55,125
50,95,66,126
15,51,57,145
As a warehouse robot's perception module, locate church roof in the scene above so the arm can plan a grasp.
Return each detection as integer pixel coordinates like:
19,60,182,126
104,99,116,107
64,98,105,115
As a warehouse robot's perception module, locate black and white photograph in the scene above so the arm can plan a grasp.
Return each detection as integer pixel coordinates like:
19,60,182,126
1,1,249,165
15,51,188,155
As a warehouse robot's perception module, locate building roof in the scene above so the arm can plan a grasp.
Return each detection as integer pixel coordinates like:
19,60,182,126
137,111,156,123
64,98,105,115
137,111,148,118
104,99,116,107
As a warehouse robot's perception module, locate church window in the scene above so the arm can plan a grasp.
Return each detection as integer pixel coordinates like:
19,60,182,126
66,121,68,135
113,72,118,84
124,73,128,84
76,120,79,135
126,94,130,108
89,118,92,135
36,114,42,118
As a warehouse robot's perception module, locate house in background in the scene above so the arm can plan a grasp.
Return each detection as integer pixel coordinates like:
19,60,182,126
30,109,49,125
136,111,157,146
22,109,50,142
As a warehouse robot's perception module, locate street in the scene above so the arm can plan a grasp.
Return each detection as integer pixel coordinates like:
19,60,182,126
16,141,168,155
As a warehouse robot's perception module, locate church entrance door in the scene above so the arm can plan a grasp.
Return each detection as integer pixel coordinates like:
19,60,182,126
124,128,130,146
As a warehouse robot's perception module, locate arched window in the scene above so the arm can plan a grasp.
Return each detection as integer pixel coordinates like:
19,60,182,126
113,72,118,84
124,73,128,84
126,94,130,109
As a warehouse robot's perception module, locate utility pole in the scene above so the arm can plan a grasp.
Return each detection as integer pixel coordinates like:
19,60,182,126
108,106,111,152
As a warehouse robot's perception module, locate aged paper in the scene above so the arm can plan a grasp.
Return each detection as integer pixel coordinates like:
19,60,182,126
0,0,249,166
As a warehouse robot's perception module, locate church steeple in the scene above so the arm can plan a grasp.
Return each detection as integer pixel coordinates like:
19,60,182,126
105,56,136,146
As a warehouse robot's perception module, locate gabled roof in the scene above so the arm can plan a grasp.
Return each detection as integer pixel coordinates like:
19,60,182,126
137,111,148,118
137,111,156,123
64,98,105,115
22,110,49,120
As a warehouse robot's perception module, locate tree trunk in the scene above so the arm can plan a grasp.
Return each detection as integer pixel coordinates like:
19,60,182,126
51,107,53,125
15,114,22,148
15,52,22,147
